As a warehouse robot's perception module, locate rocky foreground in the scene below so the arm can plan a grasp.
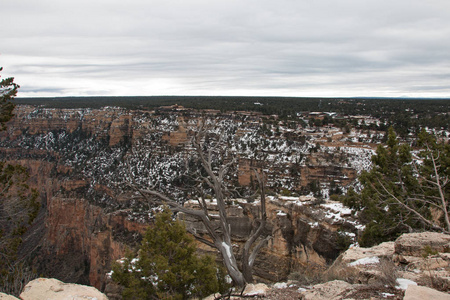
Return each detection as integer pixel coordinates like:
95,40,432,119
2,232,449,299
260,231,450,299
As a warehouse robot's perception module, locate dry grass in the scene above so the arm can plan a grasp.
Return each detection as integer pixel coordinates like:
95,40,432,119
323,264,360,284
375,258,398,288
289,257,399,288
418,267,450,292
288,263,360,286
287,264,327,286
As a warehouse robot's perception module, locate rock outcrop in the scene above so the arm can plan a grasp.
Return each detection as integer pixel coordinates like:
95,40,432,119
338,241,395,264
299,280,354,300
404,284,450,300
241,283,271,297
321,232,450,297
19,278,108,300
43,196,133,289
0,156,146,290
0,293,19,300
180,197,362,282
394,232,450,257
0,105,370,291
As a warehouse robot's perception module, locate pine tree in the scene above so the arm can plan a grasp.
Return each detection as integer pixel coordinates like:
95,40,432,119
0,67,19,131
341,127,449,246
0,68,40,296
112,208,227,299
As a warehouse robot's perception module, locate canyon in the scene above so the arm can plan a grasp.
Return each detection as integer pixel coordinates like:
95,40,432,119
0,104,376,290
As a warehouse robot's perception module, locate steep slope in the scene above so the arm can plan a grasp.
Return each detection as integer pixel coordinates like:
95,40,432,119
0,105,370,289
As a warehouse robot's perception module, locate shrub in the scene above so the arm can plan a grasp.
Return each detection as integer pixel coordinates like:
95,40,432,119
420,273,450,292
112,208,227,299
422,245,438,258
376,258,398,288
288,264,327,286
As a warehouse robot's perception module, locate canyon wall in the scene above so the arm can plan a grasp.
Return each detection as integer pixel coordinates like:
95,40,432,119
0,105,365,290
181,196,359,282
1,156,147,290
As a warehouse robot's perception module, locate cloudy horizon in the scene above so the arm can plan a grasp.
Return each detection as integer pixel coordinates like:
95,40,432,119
1,0,450,98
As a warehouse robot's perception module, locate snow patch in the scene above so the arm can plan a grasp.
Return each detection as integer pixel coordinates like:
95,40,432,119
395,278,417,290
279,196,299,201
222,242,233,260
348,256,380,266
273,282,288,289
321,201,352,216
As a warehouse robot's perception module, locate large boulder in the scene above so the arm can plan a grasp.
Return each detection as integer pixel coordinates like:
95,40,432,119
242,283,270,297
327,242,395,285
0,293,19,300
339,241,395,265
404,284,450,300
203,284,271,300
395,232,450,257
20,278,108,300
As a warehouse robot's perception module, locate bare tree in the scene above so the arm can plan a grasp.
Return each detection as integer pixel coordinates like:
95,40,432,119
127,121,270,287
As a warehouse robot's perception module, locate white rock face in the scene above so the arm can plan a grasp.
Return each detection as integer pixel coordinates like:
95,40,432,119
0,293,20,300
242,283,270,296
404,284,450,300
19,278,108,300
339,241,395,265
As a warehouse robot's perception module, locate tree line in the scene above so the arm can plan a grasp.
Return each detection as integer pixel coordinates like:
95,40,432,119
16,96,450,133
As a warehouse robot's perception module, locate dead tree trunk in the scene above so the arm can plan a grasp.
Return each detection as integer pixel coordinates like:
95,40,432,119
127,122,270,287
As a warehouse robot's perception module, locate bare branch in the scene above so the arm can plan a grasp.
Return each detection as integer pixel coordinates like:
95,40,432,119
429,149,450,231
406,197,442,210
186,229,216,248
124,118,270,287
248,236,271,267
377,179,448,233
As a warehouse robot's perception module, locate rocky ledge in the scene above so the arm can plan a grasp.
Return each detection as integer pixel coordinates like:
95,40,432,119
0,278,107,300
2,232,450,299
259,231,450,299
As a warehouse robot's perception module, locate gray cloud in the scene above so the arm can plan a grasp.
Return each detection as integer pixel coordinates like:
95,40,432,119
1,0,450,97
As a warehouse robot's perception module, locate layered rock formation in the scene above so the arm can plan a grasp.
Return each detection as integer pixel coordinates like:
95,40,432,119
0,153,145,290
180,196,361,282
5,106,132,146
0,105,371,291
315,232,450,299
248,231,450,300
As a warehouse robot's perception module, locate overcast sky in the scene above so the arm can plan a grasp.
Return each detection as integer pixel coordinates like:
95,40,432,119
1,0,450,98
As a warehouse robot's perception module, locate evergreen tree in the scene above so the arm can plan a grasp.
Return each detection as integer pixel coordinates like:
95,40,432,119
0,67,19,131
112,208,227,299
416,129,450,231
0,68,40,296
341,127,449,246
